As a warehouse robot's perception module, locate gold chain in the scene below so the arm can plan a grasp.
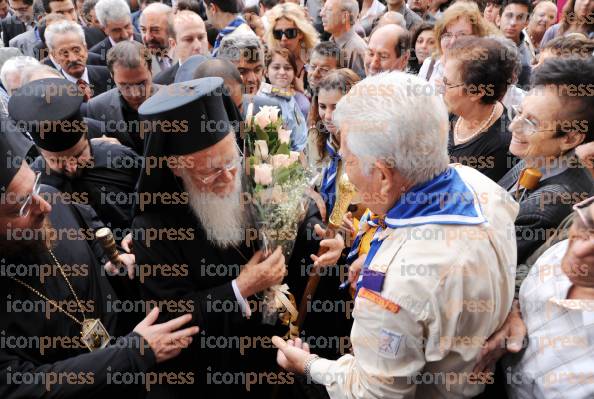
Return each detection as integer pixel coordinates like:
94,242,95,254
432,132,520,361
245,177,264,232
8,249,88,327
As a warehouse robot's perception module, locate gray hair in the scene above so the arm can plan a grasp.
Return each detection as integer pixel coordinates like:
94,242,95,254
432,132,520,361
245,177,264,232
45,21,86,51
335,72,450,185
0,48,23,72
95,0,131,27
0,56,40,93
140,3,174,37
21,64,63,86
218,32,264,65
340,0,359,25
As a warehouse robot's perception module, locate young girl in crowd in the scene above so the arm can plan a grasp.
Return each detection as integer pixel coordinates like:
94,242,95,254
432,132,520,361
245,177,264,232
261,47,309,151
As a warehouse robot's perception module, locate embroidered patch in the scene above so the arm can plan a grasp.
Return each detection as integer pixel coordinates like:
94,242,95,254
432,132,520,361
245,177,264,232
378,328,403,359
358,288,400,313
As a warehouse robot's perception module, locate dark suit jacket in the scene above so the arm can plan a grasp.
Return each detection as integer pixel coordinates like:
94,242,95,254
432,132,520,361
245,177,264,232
83,26,106,50
498,153,594,265
84,85,162,153
89,33,142,65
1,15,26,47
86,65,114,97
152,62,179,85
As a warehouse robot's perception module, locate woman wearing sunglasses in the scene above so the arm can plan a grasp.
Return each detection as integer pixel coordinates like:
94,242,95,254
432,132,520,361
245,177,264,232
498,57,594,265
265,2,319,94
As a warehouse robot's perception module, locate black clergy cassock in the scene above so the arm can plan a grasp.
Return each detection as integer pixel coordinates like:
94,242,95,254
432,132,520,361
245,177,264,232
0,186,154,398
133,198,351,399
31,140,142,231
131,77,351,398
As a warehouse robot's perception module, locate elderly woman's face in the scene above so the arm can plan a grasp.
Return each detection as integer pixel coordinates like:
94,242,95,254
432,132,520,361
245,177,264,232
273,18,304,56
440,17,473,52
441,58,466,115
509,86,584,161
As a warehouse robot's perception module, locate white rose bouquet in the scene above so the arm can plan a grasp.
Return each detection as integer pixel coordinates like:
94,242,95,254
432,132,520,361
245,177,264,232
243,105,313,338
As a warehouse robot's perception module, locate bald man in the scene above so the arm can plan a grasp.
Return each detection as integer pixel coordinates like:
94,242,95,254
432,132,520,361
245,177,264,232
375,11,407,30
153,10,208,84
364,24,411,76
140,2,174,75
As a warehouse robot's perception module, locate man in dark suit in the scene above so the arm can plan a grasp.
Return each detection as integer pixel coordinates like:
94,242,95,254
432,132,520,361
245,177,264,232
1,0,34,46
153,10,208,85
85,41,159,154
41,0,106,46
90,0,141,65
46,20,113,99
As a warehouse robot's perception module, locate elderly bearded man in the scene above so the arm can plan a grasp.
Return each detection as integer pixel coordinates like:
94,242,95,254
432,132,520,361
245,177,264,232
131,77,345,397
273,72,519,398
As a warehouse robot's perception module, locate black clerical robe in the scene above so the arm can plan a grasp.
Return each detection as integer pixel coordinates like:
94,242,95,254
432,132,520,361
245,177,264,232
133,199,353,398
0,186,154,398
31,140,141,231
133,205,283,398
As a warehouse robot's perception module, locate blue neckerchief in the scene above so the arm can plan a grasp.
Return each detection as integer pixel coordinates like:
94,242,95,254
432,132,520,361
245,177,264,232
355,167,487,295
211,16,246,56
346,210,382,264
320,139,340,216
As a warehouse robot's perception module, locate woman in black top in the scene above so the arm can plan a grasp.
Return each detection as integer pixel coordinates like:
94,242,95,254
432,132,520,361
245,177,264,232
441,36,518,182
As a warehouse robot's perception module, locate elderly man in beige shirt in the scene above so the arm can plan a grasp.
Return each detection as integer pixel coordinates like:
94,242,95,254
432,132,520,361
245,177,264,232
273,71,519,398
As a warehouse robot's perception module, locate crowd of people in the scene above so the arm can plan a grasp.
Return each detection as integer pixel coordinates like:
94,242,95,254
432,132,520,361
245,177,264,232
0,0,593,397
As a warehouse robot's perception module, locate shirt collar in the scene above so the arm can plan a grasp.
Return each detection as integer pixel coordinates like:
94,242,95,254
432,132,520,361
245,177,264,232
62,67,89,84
109,35,134,47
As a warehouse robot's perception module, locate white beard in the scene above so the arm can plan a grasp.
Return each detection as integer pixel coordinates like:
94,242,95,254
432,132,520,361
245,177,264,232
180,170,246,248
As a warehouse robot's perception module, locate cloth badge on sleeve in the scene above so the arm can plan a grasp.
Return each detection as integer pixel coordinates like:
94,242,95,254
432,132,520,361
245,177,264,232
378,328,403,359
358,288,400,313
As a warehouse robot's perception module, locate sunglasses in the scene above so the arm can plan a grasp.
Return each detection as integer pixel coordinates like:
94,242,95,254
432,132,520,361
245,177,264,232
273,28,298,40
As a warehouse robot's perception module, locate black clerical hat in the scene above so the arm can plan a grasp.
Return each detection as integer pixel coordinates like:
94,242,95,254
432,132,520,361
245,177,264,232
0,124,28,191
139,77,231,156
8,78,86,152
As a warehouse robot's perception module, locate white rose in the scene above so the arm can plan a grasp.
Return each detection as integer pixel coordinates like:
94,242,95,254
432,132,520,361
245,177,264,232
267,106,280,124
277,127,291,145
254,140,269,160
245,102,254,130
289,151,300,164
253,164,273,185
254,108,272,130
271,154,290,169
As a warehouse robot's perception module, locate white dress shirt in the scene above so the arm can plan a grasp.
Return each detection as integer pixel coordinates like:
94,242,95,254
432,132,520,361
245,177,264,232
505,240,594,399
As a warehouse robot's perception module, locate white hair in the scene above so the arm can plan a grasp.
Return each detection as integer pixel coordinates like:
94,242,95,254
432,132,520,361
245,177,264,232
95,0,131,27
341,0,359,25
179,168,246,248
334,72,450,186
45,21,86,51
0,56,40,93
21,65,63,86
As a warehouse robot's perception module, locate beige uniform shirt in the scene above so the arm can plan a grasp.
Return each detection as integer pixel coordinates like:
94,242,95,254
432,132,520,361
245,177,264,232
310,165,519,398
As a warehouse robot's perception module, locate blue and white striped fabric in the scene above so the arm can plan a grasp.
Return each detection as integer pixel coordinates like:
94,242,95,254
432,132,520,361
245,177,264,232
320,139,341,216
211,16,247,56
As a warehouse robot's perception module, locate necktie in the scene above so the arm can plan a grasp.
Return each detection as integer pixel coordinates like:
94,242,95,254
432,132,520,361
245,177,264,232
76,79,92,102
